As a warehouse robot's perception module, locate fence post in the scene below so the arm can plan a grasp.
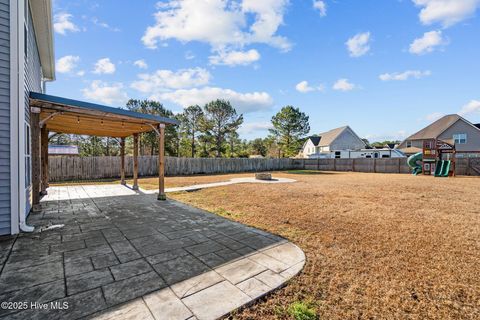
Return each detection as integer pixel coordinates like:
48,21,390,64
373,158,377,173
333,158,336,171
352,158,356,172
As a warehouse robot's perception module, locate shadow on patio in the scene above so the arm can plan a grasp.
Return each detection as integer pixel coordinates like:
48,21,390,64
0,185,305,320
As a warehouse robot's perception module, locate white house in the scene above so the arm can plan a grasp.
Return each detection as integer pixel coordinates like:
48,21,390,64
301,126,366,158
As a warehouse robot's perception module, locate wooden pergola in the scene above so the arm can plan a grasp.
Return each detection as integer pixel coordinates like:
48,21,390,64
29,92,179,211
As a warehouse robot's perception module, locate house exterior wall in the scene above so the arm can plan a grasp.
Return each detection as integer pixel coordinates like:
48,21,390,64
0,0,44,235
330,128,365,151
302,139,316,156
0,0,10,235
439,120,480,152
23,3,42,214
399,120,480,154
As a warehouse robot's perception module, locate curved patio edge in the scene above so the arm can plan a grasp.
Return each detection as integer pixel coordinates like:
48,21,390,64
91,241,306,320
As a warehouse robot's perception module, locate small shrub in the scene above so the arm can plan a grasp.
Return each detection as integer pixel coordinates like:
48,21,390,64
288,301,318,320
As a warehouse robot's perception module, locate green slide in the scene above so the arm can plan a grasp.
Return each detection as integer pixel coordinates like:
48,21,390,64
407,152,423,175
434,160,451,177
440,160,451,177
434,160,443,176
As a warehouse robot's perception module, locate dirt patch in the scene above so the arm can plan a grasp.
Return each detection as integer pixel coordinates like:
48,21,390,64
168,171,480,319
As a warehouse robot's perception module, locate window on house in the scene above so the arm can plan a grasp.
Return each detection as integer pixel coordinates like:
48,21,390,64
335,151,341,159
453,134,467,144
406,141,412,148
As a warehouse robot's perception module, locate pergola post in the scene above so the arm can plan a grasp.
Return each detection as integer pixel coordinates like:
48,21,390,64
40,126,49,195
120,138,126,185
30,108,41,212
158,124,166,201
133,133,139,190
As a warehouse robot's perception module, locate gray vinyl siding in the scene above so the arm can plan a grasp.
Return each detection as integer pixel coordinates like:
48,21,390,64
330,128,365,151
24,4,42,215
0,0,10,235
400,120,480,153
439,120,480,152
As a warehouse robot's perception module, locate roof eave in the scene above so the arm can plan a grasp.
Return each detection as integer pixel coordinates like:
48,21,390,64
30,0,55,81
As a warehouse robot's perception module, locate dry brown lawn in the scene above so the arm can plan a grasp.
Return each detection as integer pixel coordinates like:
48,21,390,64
164,171,480,320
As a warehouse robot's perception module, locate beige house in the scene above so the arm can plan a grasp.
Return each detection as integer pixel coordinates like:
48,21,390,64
301,126,366,157
398,114,480,155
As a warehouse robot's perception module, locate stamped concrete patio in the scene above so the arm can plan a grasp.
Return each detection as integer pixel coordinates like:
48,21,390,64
0,185,305,320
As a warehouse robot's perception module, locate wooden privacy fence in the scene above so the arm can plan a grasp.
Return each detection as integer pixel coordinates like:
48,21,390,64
48,156,298,182
291,158,473,175
48,156,477,182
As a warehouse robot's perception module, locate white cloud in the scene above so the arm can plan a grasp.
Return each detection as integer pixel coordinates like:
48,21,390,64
142,0,291,52
156,87,273,114
313,1,327,17
185,51,195,60
346,32,371,57
82,81,129,105
379,70,431,81
131,68,211,93
209,49,260,66
459,100,480,116
133,59,148,69
77,70,86,77
238,121,273,134
93,58,116,74
412,0,480,28
54,13,80,35
409,30,447,55
425,112,445,121
92,17,121,32
56,55,80,73
295,80,324,93
333,78,355,91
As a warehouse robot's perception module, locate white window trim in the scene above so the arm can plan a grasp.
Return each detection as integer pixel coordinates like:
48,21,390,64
453,133,467,144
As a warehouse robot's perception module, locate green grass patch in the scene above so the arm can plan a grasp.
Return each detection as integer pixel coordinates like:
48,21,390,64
214,207,242,219
285,170,326,175
288,301,318,320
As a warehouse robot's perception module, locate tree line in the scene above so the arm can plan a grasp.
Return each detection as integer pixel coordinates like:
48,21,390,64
50,99,312,159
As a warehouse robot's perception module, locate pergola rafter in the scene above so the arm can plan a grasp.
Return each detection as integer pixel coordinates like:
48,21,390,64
29,92,179,210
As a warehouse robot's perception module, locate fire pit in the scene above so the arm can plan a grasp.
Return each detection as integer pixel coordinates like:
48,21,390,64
255,172,272,180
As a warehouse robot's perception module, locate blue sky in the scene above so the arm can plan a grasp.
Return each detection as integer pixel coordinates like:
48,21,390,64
48,0,480,141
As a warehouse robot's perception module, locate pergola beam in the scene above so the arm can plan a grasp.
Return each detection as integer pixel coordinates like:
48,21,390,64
158,124,166,201
120,138,126,185
133,134,139,191
40,126,49,195
30,109,41,212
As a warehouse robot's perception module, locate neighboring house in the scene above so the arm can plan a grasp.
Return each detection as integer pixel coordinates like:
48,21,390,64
48,145,79,156
398,114,480,155
1,0,54,235
301,126,366,158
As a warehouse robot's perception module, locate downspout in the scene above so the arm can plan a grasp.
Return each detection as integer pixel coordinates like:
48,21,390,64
16,0,34,233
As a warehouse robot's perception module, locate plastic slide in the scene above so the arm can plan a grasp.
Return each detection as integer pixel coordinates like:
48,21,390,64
434,160,451,177
440,160,451,177
434,160,443,177
407,152,423,175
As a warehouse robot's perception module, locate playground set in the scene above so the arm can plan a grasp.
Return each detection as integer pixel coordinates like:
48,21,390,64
407,139,456,177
